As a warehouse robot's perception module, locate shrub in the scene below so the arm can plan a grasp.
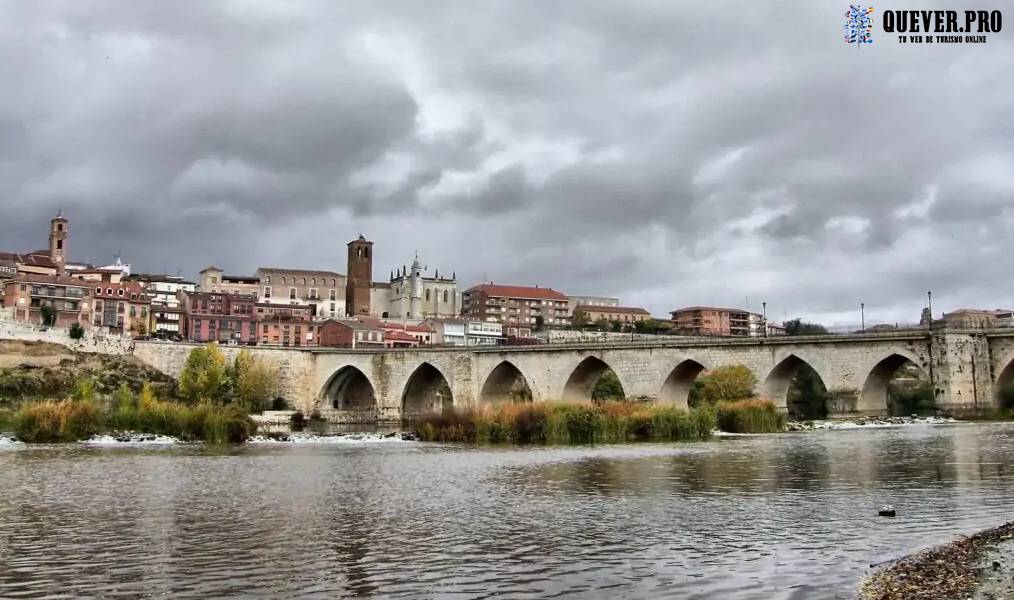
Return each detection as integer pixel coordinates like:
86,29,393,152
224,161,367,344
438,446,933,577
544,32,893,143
12,400,100,443
697,365,757,405
68,322,85,340
231,350,279,413
179,343,230,403
715,399,784,433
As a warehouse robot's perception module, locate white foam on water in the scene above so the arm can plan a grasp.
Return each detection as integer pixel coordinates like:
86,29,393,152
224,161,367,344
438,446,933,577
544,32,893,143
0,435,22,447
248,432,415,444
83,434,181,446
790,416,958,431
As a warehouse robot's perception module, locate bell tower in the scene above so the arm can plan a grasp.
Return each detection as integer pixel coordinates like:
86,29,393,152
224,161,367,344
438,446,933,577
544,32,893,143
345,235,373,317
49,211,69,275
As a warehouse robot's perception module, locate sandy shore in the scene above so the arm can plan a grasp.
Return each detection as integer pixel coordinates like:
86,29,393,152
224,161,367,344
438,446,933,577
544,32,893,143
857,522,1014,599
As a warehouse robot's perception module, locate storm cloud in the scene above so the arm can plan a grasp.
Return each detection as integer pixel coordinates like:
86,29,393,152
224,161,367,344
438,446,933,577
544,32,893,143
1,1,1012,326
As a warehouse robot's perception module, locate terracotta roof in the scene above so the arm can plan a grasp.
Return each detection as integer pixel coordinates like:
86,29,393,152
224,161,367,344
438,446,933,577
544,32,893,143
6,272,93,286
91,281,149,301
0,250,58,269
465,284,567,301
257,267,344,277
384,330,417,342
671,306,758,315
575,305,650,315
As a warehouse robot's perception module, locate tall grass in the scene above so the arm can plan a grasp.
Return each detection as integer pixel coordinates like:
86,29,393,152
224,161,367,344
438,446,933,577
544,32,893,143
416,401,717,444
715,399,785,433
10,382,255,444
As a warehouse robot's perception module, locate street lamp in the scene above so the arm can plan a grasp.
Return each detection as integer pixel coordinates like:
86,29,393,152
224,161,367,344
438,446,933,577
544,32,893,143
927,290,933,330
860,302,865,333
762,302,767,338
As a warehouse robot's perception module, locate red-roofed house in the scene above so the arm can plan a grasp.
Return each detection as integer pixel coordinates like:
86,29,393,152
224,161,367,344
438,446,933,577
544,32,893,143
462,283,569,334
90,281,152,335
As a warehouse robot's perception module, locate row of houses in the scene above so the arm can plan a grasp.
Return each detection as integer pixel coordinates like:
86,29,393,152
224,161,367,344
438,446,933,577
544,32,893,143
1,213,808,346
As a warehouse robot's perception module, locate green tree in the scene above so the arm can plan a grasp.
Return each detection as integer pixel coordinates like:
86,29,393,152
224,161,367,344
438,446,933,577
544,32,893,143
40,304,56,326
783,319,829,336
572,311,589,329
232,350,278,413
696,365,757,405
591,369,625,401
610,320,623,332
786,364,828,419
68,322,85,340
180,343,230,403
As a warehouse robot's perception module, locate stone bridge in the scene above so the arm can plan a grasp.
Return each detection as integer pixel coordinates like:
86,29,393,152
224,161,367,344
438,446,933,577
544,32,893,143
132,328,1014,422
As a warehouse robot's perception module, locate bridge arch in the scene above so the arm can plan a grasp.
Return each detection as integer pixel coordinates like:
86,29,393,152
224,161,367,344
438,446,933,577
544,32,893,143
562,356,625,402
320,366,377,411
659,359,707,408
761,354,828,413
401,362,454,419
860,351,930,415
995,354,1014,409
479,361,533,405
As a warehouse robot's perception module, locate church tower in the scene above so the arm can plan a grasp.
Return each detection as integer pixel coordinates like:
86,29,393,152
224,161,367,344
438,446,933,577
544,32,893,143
409,254,423,318
49,212,69,275
345,235,373,317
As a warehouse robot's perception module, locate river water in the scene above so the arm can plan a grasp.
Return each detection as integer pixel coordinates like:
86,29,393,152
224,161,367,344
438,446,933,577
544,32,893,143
1,423,1013,599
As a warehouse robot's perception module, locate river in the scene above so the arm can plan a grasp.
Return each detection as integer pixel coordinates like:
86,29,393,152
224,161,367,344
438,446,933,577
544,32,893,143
1,423,1013,599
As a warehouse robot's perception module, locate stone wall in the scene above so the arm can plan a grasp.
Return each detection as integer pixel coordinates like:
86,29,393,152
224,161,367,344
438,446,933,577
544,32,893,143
0,317,133,355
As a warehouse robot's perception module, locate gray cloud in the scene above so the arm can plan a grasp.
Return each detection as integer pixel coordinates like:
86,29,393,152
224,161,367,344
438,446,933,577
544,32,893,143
1,0,1012,326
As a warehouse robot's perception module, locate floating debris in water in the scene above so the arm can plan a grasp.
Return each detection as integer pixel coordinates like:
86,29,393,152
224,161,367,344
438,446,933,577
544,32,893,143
247,432,417,444
84,433,180,445
0,435,22,446
878,505,897,517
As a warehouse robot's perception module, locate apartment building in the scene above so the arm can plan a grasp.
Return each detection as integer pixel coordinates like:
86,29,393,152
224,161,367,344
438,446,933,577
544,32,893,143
462,284,570,332
256,267,345,320
182,291,258,344
573,305,651,325
90,281,151,335
669,306,761,337
422,318,505,346
2,273,92,328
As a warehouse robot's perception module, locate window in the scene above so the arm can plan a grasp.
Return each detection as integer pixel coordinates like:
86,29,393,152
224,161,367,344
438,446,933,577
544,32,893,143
425,289,431,301
263,286,271,298
117,289,124,296
117,302,125,313
106,288,113,295
309,288,318,299
329,289,336,301
211,276,218,283
443,290,449,303
289,288,296,300
262,324,268,333
300,278,306,285
331,278,336,286
56,240,63,250
281,277,286,285
330,302,336,313
311,278,316,285
264,276,271,284
95,287,101,295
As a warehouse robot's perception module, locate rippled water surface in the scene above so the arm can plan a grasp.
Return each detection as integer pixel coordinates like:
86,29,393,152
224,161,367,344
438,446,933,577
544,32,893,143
2,423,1014,599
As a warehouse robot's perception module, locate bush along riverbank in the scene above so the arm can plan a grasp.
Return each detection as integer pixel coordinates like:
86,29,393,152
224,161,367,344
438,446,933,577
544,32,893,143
0,342,284,444
8,381,255,444
414,399,785,444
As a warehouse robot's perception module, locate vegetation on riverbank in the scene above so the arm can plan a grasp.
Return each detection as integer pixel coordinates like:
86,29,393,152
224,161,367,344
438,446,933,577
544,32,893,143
415,398,785,444
0,342,279,443
9,381,255,444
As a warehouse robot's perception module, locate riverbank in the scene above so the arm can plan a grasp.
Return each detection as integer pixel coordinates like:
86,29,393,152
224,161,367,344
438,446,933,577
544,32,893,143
857,521,1014,599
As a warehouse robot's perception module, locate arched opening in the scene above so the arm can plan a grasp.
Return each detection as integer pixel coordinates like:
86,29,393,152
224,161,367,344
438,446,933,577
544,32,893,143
660,359,706,408
762,355,825,414
862,353,932,416
323,366,376,411
480,361,533,405
997,359,1014,410
787,364,828,420
563,356,625,402
401,362,453,419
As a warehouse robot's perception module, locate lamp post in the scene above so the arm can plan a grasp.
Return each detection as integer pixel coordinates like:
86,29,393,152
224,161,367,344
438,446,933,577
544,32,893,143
762,302,767,337
860,302,865,333
927,290,933,330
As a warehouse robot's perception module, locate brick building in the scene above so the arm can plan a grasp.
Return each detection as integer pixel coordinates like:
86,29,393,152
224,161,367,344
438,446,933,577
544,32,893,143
182,291,258,344
670,306,761,337
462,284,569,334
573,305,651,325
2,273,92,328
255,301,317,346
90,281,152,335
318,319,386,349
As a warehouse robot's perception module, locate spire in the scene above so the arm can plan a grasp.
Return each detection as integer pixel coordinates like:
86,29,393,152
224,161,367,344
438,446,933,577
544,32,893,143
411,251,421,271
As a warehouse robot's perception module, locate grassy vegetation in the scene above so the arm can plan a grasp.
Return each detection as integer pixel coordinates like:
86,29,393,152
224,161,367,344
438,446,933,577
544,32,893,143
715,398,785,433
415,399,784,445
8,384,255,444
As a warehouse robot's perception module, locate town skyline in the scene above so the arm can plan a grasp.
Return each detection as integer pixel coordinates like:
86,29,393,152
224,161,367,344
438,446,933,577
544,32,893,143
1,2,1011,326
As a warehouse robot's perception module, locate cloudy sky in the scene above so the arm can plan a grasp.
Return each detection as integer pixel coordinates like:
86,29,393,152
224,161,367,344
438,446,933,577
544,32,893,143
1,1,1011,326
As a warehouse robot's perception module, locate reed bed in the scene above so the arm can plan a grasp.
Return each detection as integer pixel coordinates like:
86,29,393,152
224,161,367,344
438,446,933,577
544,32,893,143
7,384,255,444
415,401,719,444
715,398,785,434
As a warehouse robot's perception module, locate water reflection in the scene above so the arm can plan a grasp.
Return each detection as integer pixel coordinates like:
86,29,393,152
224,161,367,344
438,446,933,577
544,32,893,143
1,424,1013,599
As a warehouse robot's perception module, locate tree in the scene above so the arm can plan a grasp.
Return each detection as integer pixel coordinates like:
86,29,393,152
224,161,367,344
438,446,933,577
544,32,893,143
696,365,757,405
634,319,662,335
534,315,545,331
591,370,625,401
572,311,589,329
231,350,278,413
610,320,623,332
40,304,56,326
179,343,230,403
68,322,85,340
786,364,828,419
783,318,828,336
